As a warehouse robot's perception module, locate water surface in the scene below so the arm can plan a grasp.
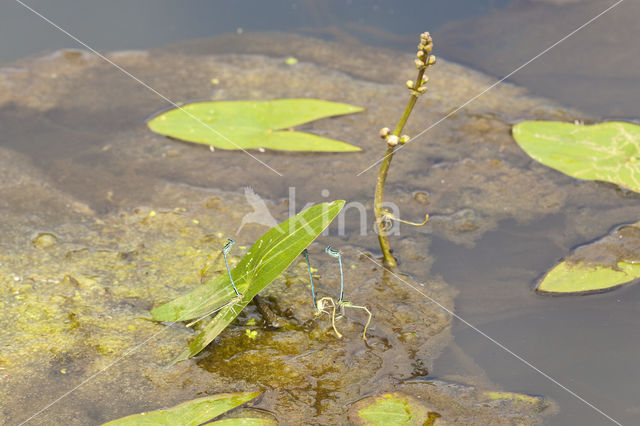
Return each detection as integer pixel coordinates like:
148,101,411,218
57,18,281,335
1,1,639,425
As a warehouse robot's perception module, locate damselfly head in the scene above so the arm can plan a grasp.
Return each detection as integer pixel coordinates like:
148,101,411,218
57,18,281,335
325,245,340,259
222,238,235,255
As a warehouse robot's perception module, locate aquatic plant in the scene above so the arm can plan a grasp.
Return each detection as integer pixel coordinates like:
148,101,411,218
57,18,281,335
147,98,362,151
103,392,274,425
513,121,640,193
512,120,640,294
151,201,344,362
374,32,436,267
535,221,640,295
348,392,440,425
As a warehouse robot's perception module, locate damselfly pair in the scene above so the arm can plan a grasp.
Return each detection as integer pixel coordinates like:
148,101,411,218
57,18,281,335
198,239,371,340
303,246,372,340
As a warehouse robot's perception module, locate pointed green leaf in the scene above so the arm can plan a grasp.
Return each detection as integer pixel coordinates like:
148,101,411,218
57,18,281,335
151,273,236,322
171,299,248,364
512,121,640,193
103,392,260,426
148,99,363,152
348,392,440,426
536,261,640,295
153,200,344,360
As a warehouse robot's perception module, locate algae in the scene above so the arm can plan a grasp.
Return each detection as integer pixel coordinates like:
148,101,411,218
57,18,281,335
0,32,579,424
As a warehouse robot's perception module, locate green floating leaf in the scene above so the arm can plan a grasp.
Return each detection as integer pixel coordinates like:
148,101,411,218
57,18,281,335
348,392,439,426
152,200,344,361
537,261,640,295
537,221,640,295
512,121,640,193
103,392,260,426
148,99,363,152
212,418,277,426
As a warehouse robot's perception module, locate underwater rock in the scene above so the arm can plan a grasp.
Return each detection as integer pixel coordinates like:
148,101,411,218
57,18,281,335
32,232,57,249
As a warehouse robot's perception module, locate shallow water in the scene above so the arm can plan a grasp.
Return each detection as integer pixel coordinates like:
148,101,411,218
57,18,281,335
1,2,639,425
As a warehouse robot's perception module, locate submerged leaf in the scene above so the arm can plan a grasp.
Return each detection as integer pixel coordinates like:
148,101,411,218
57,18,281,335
152,200,344,361
148,99,363,152
348,392,439,426
103,392,260,425
483,391,546,408
512,121,640,193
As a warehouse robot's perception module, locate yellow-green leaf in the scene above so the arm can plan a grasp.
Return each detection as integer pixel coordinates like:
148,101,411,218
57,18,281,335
348,392,439,426
103,392,260,426
512,121,640,193
211,418,277,425
536,221,640,294
537,261,640,295
483,391,545,406
148,99,363,152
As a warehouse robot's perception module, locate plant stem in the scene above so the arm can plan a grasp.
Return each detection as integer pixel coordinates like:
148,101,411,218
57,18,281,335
253,295,280,328
374,33,433,268
374,145,397,268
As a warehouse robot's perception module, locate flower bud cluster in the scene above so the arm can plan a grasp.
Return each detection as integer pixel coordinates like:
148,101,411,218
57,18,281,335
410,32,435,96
379,127,410,147
378,31,435,149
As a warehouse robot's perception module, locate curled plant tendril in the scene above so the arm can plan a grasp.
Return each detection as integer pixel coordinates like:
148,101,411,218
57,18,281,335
307,246,372,341
381,209,429,231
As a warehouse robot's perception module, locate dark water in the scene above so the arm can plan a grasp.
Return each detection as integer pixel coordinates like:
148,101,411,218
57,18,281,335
1,1,639,425
3,0,636,118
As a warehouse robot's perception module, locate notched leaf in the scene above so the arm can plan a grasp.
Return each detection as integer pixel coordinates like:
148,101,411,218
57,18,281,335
148,99,363,152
